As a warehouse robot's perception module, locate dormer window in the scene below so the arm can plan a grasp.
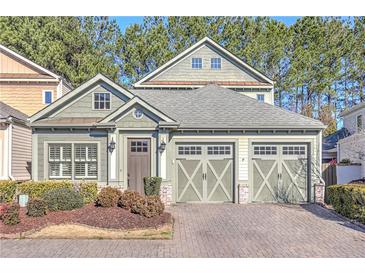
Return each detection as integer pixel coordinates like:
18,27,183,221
211,58,221,69
192,58,202,69
257,94,265,103
357,115,363,132
94,92,111,110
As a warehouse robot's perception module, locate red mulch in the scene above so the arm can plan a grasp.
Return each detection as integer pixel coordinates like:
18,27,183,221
0,204,171,235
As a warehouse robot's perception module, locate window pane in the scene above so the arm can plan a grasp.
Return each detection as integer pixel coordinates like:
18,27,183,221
44,91,52,104
75,162,85,178
211,58,221,69
88,163,97,177
257,94,265,102
192,58,202,69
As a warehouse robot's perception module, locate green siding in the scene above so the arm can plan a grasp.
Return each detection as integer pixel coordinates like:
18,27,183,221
36,130,108,182
53,85,127,118
116,108,159,128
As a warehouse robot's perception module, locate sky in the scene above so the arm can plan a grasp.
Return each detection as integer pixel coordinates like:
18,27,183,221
113,16,302,33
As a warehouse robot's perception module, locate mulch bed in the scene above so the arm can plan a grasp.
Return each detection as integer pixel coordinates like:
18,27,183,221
0,204,171,235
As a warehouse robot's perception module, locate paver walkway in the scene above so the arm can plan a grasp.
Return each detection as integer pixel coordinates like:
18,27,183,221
1,204,364,257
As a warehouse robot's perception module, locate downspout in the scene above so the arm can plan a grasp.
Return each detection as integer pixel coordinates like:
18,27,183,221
7,118,15,180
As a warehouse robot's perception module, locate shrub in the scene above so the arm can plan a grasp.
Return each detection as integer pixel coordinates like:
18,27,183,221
78,181,98,204
118,190,143,210
0,180,17,203
96,187,122,207
18,180,73,199
27,198,48,217
0,203,9,219
131,195,165,218
327,184,365,224
43,188,84,211
144,177,162,196
2,203,20,225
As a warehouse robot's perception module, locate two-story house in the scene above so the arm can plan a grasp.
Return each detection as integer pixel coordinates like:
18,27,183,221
0,44,72,180
29,37,325,204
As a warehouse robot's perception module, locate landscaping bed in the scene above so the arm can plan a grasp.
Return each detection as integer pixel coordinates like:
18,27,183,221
0,204,171,236
0,178,172,239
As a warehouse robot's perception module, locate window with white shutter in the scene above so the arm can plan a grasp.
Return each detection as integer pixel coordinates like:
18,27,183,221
74,144,98,179
48,144,72,178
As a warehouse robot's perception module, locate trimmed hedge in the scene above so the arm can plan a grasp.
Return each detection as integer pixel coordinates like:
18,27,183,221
2,203,20,225
131,195,165,218
18,180,73,198
96,187,122,207
78,182,98,204
144,177,162,196
327,184,365,224
0,180,17,203
118,190,143,210
27,198,48,217
43,188,84,211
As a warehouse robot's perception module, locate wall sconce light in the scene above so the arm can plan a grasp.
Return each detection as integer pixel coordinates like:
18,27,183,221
159,139,166,152
109,137,116,152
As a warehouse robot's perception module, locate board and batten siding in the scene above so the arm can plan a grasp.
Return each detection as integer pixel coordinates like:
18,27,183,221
51,85,126,118
11,124,31,180
152,45,262,83
238,138,249,181
35,131,108,182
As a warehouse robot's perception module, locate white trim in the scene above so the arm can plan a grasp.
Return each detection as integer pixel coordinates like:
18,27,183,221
92,91,112,111
56,81,62,99
8,124,13,179
135,84,273,89
100,97,176,124
134,37,273,87
2,125,10,179
42,90,54,105
30,74,134,123
0,78,59,83
110,133,117,180
0,44,60,79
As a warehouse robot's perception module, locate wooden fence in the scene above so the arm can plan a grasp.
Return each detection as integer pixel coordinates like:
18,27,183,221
321,163,337,203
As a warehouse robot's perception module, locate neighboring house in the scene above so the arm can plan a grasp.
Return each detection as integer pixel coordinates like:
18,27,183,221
29,37,325,204
322,128,350,163
337,102,365,180
0,44,72,116
0,101,31,180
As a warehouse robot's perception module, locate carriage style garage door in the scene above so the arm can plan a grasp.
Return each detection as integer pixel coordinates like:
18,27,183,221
176,144,234,203
251,144,309,203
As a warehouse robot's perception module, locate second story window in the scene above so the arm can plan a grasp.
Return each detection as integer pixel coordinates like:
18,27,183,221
211,58,221,69
357,115,363,132
94,92,111,110
43,90,53,105
257,94,265,103
192,58,202,69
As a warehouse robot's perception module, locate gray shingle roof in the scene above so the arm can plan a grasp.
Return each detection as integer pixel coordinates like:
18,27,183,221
0,101,28,121
132,85,324,129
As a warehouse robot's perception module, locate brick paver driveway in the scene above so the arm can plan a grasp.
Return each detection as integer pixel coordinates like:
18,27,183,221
1,204,364,257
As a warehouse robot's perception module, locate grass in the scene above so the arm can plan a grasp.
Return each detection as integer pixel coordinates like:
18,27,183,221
23,222,173,240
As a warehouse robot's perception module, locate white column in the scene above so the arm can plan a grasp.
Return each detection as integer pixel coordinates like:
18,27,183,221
160,132,168,180
109,133,117,180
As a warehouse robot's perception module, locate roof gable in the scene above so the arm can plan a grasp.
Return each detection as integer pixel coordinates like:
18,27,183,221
134,37,273,88
100,97,176,124
0,44,60,79
29,74,134,123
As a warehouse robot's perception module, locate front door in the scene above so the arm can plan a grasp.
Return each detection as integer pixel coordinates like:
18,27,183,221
127,138,151,194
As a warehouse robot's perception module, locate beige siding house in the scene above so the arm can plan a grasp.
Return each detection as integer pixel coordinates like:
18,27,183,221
30,37,326,205
0,44,72,116
0,101,31,180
